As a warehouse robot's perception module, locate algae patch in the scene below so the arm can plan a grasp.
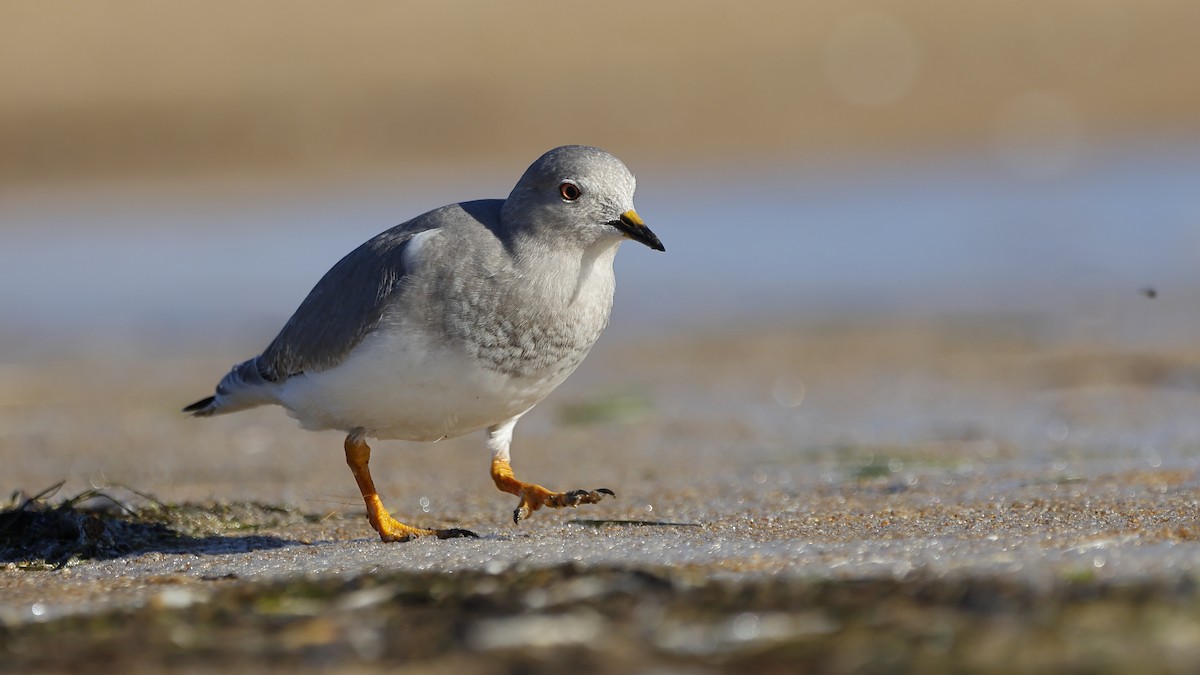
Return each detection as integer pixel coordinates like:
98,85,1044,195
0,484,299,568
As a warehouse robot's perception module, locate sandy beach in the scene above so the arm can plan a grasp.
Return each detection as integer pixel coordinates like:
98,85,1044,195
5,320,1200,671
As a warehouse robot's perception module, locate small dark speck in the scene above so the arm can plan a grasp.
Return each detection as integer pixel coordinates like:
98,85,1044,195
1141,287,1158,299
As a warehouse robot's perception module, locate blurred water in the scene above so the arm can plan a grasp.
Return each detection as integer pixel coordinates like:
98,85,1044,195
636,142,1200,345
2,141,1199,358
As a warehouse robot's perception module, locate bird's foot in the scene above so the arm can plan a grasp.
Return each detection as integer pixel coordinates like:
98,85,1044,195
491,458,614,524
366,496,478,542
513,486,615,524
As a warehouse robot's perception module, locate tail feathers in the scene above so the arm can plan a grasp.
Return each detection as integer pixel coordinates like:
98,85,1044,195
184,357,279,417
183,396,218,416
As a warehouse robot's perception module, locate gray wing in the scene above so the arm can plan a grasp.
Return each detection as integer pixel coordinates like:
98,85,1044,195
178,200,506,417
183,199,511,417
250,199,507,383
254,224,428,382
186,222,426,414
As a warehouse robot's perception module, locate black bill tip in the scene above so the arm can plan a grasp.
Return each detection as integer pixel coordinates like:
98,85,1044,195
611,210,665,252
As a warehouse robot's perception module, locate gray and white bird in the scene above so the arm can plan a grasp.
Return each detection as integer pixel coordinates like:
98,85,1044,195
184,145,664,542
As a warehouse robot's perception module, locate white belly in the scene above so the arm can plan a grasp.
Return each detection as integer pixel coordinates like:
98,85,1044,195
277,325,570,440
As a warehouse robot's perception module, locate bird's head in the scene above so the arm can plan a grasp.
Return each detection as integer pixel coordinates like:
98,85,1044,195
502,145,665,252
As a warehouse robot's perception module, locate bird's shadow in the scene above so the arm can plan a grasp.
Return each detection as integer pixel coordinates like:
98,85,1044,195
0,486,302,567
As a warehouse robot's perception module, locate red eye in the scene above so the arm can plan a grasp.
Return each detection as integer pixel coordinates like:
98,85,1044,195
559,182,581,201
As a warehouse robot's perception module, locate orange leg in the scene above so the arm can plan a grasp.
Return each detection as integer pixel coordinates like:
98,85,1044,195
344,435,476,542
491,456,614,524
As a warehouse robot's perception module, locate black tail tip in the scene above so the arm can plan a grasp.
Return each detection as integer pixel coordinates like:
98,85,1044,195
182,396,217,415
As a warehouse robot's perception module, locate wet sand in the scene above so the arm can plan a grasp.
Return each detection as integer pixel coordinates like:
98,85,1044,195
4,320,1200,671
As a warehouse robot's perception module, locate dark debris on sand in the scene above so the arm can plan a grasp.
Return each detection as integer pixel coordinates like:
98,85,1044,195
0,484,302,568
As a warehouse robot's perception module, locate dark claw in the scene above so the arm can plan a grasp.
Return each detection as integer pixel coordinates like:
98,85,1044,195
556,489,615,508
435,528,478,539
513,507,524,525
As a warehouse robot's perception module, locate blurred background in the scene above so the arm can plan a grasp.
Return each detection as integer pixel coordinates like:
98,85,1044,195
4,0,1200,358
8,6,1200,666
3,1,1200,507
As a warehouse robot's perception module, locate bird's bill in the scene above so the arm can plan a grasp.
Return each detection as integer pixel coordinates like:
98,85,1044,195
610,210,665,251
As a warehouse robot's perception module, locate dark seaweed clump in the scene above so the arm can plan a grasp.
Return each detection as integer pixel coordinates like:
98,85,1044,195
0,484,296,568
